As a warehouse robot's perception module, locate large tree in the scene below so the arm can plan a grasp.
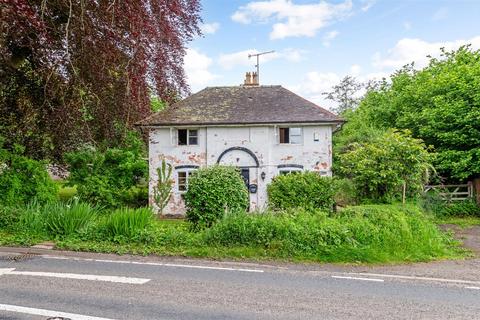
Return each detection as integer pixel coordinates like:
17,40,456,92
0,0,201,159
335,47,480,181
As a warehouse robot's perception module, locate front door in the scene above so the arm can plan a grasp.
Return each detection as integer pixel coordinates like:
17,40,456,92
240,168,250,188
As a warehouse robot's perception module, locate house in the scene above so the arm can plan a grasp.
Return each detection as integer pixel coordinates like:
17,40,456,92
137,73,343,216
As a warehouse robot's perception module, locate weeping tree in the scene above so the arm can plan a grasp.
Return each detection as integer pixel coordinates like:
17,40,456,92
0,0,201,159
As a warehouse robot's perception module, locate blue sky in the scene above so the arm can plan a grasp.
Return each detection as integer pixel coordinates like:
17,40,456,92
184,0,480,109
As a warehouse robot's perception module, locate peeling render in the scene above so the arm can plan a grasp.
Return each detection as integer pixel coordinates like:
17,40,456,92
149,125,334,216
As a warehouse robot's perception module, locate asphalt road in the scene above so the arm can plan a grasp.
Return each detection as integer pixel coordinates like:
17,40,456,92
0,248,479,320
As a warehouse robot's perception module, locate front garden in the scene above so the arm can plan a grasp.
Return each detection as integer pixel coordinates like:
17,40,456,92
0,146,474,264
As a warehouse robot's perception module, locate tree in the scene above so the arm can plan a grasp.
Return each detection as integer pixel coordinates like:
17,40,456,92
0,0,201,159
336,46,480,181
323,76,363,115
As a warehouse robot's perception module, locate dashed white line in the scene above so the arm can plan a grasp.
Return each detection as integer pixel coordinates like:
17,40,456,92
332,275,384,282
347,272,480,286
42,255,265,273
0,304,115,320
465,286,480,290
0,268,150,284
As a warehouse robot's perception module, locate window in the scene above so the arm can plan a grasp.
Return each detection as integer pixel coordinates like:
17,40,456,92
178,129,198,145
279,169,301,175
177,171,195,192
279,127,302,144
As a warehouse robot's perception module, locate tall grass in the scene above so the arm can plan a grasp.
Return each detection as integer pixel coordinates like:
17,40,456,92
42,201,99,236
103,207,154,239
204,205,455,263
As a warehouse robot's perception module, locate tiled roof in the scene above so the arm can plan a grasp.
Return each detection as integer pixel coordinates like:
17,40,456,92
138,85,342,126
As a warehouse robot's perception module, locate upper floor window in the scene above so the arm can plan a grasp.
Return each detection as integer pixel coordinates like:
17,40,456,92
279,127,302,144
178,129,198,145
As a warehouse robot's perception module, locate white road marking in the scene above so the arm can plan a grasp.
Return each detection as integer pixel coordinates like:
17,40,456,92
332,275,384,282
42,255,265,273
0,304,115,320
347,272,480,286
0,268,150,284
465,286,480,290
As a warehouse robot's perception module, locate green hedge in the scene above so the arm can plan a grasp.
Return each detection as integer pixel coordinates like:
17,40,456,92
184,165,249,228
267,171,336,211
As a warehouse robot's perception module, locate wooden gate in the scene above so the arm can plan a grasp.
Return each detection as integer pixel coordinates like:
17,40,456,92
424,182,474,202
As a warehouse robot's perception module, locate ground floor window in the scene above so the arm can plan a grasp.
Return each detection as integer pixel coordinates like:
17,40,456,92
177,171,195,192
279,169,302,175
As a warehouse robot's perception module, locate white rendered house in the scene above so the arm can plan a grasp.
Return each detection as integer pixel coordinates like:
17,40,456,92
138,77,343,216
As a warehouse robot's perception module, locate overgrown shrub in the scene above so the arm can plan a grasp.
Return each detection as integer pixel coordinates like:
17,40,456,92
204,205,453,262
437,200,480,217
65,132,147,208
103,207,154,240
267,172,336,211
184,165,249,228
334,178,358,207
0,206,23,230
0,141,58,206
336,129,431,203
42,201,99,236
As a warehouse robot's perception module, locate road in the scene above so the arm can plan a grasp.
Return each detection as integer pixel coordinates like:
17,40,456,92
0,247,479,319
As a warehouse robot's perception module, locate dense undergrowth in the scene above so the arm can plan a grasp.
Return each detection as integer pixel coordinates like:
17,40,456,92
0,202,463,263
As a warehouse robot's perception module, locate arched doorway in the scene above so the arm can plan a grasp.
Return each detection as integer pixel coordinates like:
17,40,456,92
217,147,260,211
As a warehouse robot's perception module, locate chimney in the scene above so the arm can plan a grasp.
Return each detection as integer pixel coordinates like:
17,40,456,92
251,72,258,85
244,72,252,85
243,71,259,86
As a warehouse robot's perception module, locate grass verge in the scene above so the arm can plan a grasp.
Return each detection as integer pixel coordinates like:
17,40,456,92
0,204,467,264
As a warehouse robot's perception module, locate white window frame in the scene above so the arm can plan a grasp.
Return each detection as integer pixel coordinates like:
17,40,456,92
279,127,303,145
177,129,198,146
177,169,196,192
279,168,303,175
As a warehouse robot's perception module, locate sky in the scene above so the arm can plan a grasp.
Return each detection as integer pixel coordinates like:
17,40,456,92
184,0,480,109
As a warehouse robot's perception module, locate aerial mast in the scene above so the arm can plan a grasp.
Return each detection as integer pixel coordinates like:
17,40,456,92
248,50,275,84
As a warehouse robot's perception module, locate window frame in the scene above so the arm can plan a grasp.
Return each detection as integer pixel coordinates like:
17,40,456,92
279,169,302,175
177,170,196,192
279,127,302,145
177,129,199,146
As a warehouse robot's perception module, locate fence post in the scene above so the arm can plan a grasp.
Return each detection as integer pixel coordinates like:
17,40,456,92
474,178,480,205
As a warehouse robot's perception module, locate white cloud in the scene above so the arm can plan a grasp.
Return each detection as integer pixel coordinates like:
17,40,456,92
360,0,376,12
432,7,448,21
322,30,339,47
349,64,361,76
218,48,305,70
201,22,220,35
290,69,388,110
372,36,480,70
231,0,353,40
184,48,218,91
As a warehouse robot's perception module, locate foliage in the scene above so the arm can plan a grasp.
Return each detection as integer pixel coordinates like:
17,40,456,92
322,76,364,114
338,47,480,181
102,207,154,240
184,166,249,228
153,160,173,214
0,141,58,206
0,206,23,230
204,204,454,262
336,129,432,203
422,193,480,218
65,133,148,208
334,178,359,207
267,172,336,211
42,201,99,236
1,201,461,263
0,0,201,159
